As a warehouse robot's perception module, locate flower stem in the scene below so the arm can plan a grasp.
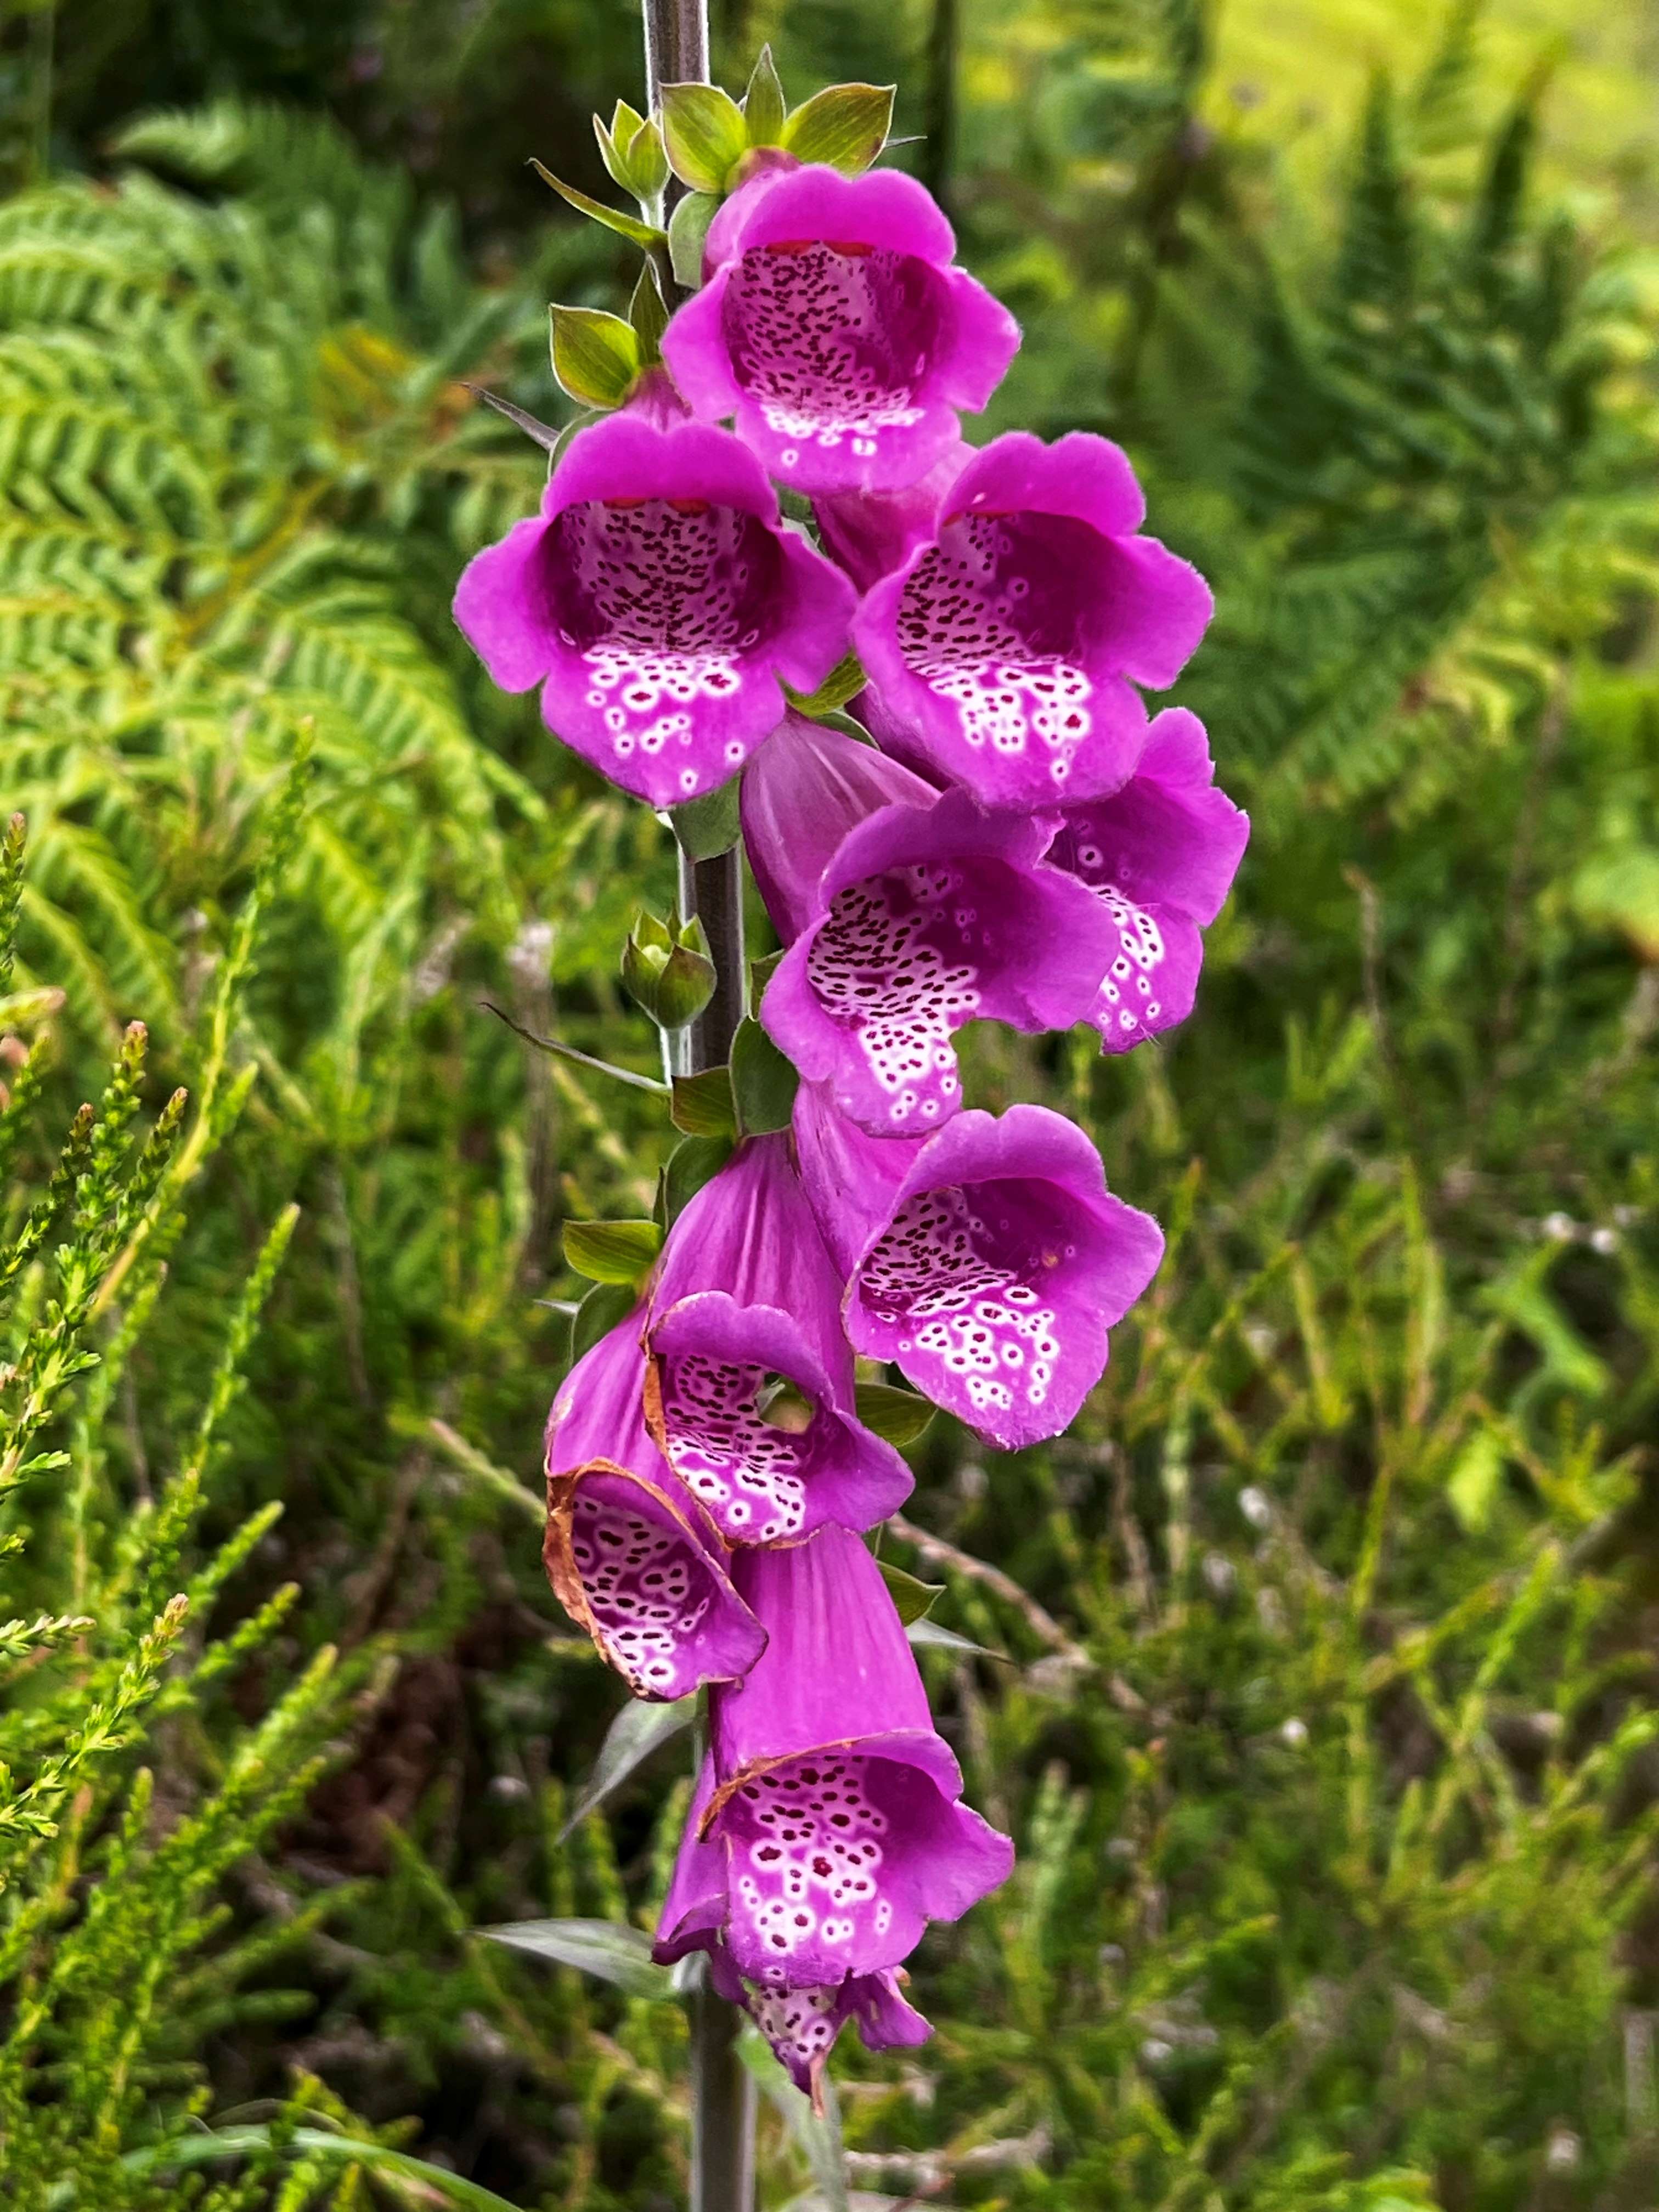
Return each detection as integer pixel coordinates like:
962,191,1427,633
640,0,756,2199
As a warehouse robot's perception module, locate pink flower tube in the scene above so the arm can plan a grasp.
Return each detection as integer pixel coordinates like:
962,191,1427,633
654,1526,1011,2101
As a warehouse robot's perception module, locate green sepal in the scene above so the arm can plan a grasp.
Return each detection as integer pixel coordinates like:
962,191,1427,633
877,1558,945,1625
659,82,749,193
595,103,669,203
529,159,668,250
621,907,716,1030
781,82,896,173
730,1017,798,1137
549,304,641,411
670,1065,737,1138
629,260,671,364
569,1278,638,1365
667,190,720,289
562,1216,663,1287
667,776,742,860
662,1132,735,1224
743,46,788,146
907,1616,1000,1657
854,1380,936,1446
785,650,868,720
749,947,786,997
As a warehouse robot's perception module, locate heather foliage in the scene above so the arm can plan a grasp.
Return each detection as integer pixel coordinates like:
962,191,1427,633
1,0,1657,2205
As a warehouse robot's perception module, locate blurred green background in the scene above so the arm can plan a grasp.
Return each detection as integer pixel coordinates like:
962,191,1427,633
1,0,1657,2206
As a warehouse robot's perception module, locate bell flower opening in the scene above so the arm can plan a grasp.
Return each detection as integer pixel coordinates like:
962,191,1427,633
794,1085,1164,1449
452,401,854,808
644,1136,913,1543
853,430,1213,809
653,1529,1011,2010
1044,706,1250,1052
662,164,1019,495
759,782,1117,1136
654,1754,932,2106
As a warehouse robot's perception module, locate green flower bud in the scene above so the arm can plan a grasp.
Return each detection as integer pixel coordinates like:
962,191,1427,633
621,908,716,1032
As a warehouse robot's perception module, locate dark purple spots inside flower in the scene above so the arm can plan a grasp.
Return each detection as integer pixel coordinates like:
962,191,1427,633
542,498,781,792
895,511,1119,780
568,1491,715,1696
805,859,989,1130
656,1352,814,1543
727,1753,898,1970
1044,816,1186,1046
859,1180,1070,1425
723,242,946,470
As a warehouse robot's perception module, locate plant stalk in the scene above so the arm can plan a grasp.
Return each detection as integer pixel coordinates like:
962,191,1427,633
641,1,756,2203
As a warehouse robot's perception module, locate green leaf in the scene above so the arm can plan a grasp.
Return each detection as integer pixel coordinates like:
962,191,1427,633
781,82,895,173
854,1380,936,1446
549,304,641,411
571,1279,638,1365
743,46,788,146
907,1616,1000,1657
668,776,742,860
70,2129,530,2212
878,1556,945,1624
731,1017,798,1136
629,259,671,363
483,1002,669,1094
668,189,720,288
659,82,749,192
559,1694,696,1841
529,159,668,249
562,1217,662,1286
671,1065,737,1138
481,1916,674,2000
663,1132,736,1223
786,652,870,720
